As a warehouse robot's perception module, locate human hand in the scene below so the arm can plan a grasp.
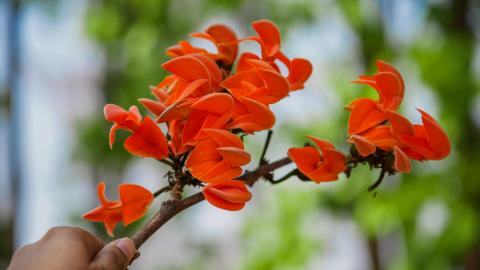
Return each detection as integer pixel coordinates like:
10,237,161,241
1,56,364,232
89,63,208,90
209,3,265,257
8,226,137,270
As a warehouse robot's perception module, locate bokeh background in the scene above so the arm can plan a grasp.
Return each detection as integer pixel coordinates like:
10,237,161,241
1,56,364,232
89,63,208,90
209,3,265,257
1,0,480,269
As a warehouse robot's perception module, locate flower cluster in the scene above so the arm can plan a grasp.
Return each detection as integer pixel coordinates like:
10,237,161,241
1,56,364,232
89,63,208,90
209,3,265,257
83,20,450,237
83,20,312,235
289,60,451,187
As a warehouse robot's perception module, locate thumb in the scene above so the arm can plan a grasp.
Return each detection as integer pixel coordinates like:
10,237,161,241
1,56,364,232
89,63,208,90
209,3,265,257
90,238,136,270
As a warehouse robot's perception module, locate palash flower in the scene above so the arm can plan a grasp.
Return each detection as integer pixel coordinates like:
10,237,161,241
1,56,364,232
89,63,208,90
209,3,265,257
347,60,404,135
104,104,168,160
87,19,319,231
226,96,276,133
387,109,451,161
168,119,190,156
203,180,252,211
243,20,313,91
222,57,290,105
160,54,222,105
348,125,412,173
83,182,153,236
186,129,251,183
344,61,450,174
288,136,346,183
348,125,398,157
167,23,238,66
157,93,234,144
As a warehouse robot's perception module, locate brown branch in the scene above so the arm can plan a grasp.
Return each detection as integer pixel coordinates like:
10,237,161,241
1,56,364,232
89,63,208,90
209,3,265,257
131,156,292,250
131,192,204,249
152,185,171,198
241,157,292,186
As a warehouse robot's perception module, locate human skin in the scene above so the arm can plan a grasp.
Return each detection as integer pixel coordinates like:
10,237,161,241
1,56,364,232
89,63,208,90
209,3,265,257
8,226,136,270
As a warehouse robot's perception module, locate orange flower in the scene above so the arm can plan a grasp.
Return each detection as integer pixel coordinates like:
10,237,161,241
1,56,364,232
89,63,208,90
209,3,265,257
104,104,168,160
347,126,411,173
186,129,251,183
288,136,346,183
243,20,312,91
203,180,252,211
226,96,276,133
167,24,239,66
157,93,234,144
83,182,153,236
387,109,451,161
347,60,404,135
348,125,398,157
222,57,289,105
168,119,190,156
352,60,405,110
287,58,313,91
247,19,282,60
161,54,222,105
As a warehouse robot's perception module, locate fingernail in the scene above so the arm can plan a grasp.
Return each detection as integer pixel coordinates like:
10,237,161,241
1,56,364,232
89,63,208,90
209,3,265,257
116,238,136,261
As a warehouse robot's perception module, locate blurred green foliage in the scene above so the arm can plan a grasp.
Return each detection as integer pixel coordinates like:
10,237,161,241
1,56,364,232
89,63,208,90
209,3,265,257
77,0,480,269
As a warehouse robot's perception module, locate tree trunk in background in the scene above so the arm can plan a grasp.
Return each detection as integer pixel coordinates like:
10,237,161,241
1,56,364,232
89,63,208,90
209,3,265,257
5,0,22,261
367,236,381,270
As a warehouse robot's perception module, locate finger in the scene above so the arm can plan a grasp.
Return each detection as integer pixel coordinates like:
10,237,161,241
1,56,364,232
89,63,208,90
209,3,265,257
90,238,136,270
41,226,104,260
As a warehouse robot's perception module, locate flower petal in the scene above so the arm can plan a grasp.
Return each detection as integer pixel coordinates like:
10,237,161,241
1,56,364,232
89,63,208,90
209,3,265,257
123,116,169,160
216,147,251,167
350,135,376,157
251,20,281,57
191,93,234,114
119,184,153,226
393,146,411,173
287,58,313,91
348,99,386,135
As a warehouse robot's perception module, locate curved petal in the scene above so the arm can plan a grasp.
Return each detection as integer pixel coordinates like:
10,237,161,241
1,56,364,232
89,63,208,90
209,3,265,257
123,116,169,160
251,20,281,57
393,146,411,173
104,104,127,122
374,72,403,109
287,58,313,91
386,110,414,136
236,52,261,72
139,98,166,117
350,135,376,157
322,148,346,173
348,99,386,135
306,136,335,152
191,93,234,114
119,184,153,225
240,97,276,130
376,60,404,91
288,146,321,174
162,55,210,83
157,99,194,123
202,128,245,149
190,54,222,84
203,180,250,211
109,124,120,149
418,109,451,160
216,147,251,167
258,68,289,100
